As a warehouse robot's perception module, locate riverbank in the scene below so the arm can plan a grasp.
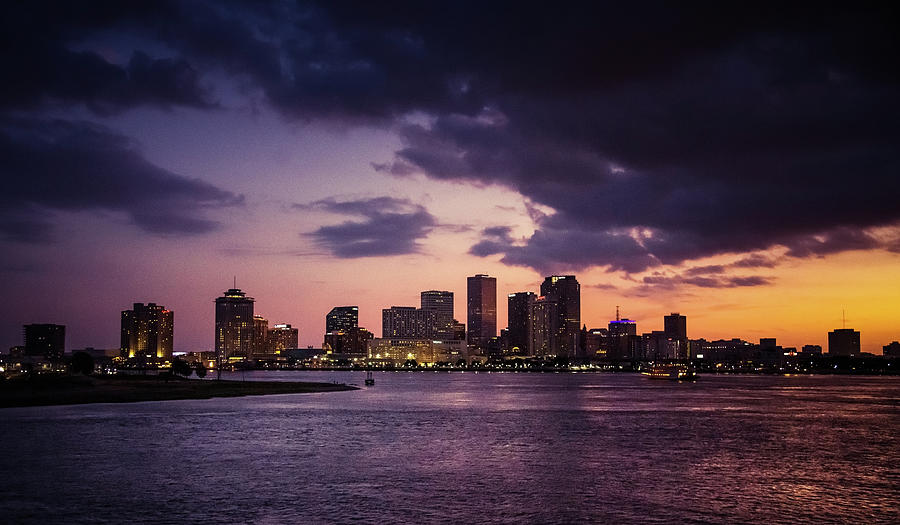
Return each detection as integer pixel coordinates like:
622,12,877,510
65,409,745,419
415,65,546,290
0,374,357,408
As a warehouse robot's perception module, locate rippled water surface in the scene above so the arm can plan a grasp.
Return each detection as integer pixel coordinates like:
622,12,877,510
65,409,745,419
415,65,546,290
1,372,898,524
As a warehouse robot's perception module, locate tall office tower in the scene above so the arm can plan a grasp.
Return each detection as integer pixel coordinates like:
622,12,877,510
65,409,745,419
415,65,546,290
540,275,581,357
663,312,688,359
508,291,536,355
421,290,454,339
608,310,637,359
529,297,559,356
326,306,359,333
23,323,66,360
382,307,437,339
663,313,687,340
215,287,255,360
467,274,497,348
828,328,861,356
268,323,299,353
120,303,173,359
252,315,269,358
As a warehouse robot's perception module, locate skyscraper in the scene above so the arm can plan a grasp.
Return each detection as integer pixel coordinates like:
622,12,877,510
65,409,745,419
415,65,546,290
23,323,65,361
508,292,536,355
215,288,255,360
540,275,580,357
382,306,436,339
828,328,861,356
326,306,358,333
252,315,269,358
421,290,454,340
529,296,558,356
663,312,688,359
120,303,173,359
608,310,637,360
467,274,497,349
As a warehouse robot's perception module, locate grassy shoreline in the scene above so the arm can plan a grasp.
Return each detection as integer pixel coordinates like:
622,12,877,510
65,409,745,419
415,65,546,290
0,374,357,408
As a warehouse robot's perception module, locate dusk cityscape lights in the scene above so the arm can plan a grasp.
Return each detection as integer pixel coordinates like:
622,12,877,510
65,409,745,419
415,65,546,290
1,3,898,524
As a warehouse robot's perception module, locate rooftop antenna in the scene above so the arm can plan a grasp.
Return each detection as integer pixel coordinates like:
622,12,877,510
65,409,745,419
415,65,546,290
616,305,620,321
233,275,236,289
842,308,846,329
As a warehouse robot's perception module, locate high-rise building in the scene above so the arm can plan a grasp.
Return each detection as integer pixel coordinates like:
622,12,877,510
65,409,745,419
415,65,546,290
508,292,536,355
120,303,173,359
540,275,580,357
529,297,558,356
664,313,687,340
421,290,454,339
252,315,269,358
23,324,66,361
467,274,497,348
269,323,298,353
608,311,637,360
326,306,358,333
663,312,688,359
215,288,255,360
382,306,437,339
828,328,861,356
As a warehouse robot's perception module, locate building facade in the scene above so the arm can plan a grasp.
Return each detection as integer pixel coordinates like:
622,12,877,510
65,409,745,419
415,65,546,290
529,297,558,357
326,306,359,333
252,315,269,358
382,306,437,339
828,328,861,356
120,303,173,360
268,323,299,353
539,275,580,357
215,288,255,360
507,291,535,355
467,274,497,349
421,290,455,340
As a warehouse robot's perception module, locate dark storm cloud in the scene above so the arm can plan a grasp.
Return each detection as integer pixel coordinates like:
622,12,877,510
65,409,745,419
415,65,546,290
6,2,900,268
301,197,436,258
1,3,215,114
0,118,243,242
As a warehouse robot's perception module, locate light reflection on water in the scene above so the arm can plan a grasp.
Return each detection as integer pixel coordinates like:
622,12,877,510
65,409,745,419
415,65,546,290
0,372,897,524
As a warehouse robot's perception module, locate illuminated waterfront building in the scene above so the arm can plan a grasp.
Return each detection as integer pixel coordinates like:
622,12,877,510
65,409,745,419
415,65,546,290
508,292,536,355
467,274,497,349
324,327,374,356
382,306,436,339
268,323,299,353
252,315,269,358
326,306,358,333
529,296,558,357
540,275,580,357
215,288,254,360
24,323,66,361
120,303,173,360
367,338,467,366
828,328,861,356
421,290,455,339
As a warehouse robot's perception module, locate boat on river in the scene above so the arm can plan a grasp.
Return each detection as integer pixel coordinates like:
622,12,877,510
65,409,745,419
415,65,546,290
364,370,375,386
642,363,697,381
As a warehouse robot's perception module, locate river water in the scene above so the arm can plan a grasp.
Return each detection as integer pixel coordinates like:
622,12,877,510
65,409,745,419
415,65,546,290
0,372,897,524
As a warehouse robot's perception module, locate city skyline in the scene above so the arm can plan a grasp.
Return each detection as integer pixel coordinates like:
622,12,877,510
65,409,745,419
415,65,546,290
1,3,898,354
5,276,894,356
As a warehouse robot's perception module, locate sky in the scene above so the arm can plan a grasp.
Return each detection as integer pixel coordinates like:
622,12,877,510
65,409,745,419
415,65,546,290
2,1,899,354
